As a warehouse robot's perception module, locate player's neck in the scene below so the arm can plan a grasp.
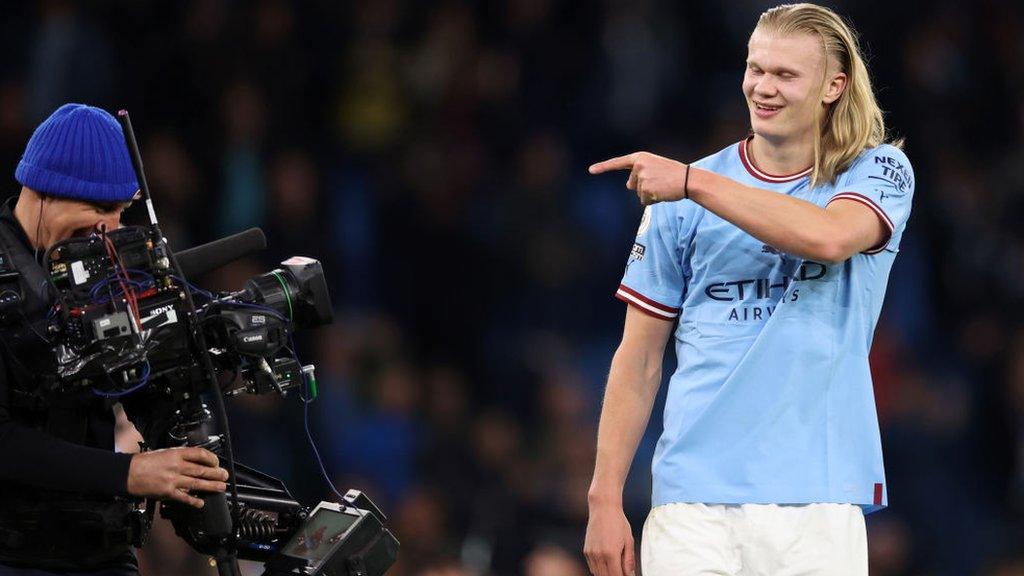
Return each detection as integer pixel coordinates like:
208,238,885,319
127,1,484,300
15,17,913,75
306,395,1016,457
748,134,814,176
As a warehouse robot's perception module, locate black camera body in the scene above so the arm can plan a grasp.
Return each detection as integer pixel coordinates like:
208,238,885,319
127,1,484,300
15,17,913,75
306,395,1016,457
38,225,398,575
45,228,321,394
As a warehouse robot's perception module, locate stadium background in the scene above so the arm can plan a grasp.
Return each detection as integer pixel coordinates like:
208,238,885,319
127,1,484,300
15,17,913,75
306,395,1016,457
1,0,1023,574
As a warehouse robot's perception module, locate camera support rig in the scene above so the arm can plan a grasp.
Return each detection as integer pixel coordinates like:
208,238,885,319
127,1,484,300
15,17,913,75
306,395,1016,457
33,111,398,575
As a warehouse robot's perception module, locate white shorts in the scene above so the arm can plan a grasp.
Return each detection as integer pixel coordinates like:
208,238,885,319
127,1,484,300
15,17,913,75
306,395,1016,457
640,503,867,576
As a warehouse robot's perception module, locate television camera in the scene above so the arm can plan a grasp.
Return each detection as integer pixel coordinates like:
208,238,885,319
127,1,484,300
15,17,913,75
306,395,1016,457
23,111,398,576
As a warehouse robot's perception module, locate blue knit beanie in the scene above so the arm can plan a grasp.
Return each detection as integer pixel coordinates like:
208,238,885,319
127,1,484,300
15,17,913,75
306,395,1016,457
15,103,139,203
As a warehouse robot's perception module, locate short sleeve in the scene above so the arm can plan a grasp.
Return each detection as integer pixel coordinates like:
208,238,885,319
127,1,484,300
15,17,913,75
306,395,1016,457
615,201,692,320
827,145,915,254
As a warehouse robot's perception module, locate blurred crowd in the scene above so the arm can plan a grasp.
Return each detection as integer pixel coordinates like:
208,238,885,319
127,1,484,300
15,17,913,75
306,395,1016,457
2,0,1024,574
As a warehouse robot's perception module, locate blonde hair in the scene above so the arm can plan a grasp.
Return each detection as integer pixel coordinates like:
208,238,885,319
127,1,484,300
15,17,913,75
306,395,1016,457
754,3,900,186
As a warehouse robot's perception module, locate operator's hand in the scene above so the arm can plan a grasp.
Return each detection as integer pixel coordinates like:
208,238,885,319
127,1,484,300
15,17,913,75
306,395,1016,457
589,152,689,206
584,502,636,576
127,447,229,509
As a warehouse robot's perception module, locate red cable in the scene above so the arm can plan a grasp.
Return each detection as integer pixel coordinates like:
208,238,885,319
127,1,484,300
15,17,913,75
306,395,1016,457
102,233,141,327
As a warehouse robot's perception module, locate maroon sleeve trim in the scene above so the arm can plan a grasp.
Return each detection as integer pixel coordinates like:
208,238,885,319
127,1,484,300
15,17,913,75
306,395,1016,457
827,192,895,255
614,284,679,320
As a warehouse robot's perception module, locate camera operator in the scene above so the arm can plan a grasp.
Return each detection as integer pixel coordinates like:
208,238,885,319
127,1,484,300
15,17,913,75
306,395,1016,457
0,104,229,575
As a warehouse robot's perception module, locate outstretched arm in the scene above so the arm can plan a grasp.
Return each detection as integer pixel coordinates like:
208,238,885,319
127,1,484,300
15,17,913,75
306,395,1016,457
589,152,887,263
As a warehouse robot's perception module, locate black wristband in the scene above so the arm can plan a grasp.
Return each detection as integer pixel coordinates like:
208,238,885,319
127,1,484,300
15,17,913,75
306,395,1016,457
684,164,691,200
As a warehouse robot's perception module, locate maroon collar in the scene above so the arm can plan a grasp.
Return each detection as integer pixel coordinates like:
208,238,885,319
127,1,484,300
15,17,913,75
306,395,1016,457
737,136,813,183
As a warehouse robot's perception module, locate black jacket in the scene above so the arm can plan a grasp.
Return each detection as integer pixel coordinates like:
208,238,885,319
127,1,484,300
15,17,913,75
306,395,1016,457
0,196,136,569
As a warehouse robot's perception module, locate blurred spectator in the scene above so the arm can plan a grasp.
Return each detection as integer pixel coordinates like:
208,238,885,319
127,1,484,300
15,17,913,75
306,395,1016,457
26,1,114,121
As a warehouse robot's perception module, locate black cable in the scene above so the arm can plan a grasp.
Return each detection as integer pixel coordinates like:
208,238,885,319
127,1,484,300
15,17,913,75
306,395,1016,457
167,245,241,513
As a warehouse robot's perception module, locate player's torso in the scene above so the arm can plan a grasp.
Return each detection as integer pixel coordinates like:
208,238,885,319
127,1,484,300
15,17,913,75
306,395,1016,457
679,159,843,341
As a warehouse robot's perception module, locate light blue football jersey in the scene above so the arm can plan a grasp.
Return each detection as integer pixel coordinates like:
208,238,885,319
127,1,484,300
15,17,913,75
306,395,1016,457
617,137,914,513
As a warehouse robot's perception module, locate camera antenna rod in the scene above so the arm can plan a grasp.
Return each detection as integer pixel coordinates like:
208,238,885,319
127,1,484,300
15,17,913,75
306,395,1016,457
116,109,243,576
116,110,164,244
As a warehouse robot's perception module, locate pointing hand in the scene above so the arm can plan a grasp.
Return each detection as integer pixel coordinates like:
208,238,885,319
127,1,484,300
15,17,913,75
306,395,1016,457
589,152,690,205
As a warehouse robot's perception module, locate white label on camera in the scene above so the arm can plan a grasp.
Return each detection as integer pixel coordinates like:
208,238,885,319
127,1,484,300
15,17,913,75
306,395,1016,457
71,261,89,285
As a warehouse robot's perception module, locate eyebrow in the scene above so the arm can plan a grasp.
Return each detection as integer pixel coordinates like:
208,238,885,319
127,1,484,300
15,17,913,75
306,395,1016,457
92,200,132,213
746,60,802,76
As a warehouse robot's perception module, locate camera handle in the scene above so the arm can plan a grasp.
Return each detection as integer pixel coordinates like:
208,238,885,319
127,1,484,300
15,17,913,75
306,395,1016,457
202,491,240,576
213,550,243,576
186,432,242,576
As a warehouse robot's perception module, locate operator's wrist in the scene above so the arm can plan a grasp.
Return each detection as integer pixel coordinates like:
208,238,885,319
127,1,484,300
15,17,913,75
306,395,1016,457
103,451,135,497
125,452,139,495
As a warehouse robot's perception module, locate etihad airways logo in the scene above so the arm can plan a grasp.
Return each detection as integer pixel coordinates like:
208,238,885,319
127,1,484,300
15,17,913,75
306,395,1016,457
703,261,827,303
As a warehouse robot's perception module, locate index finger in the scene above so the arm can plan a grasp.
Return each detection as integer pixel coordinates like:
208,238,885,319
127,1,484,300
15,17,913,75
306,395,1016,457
182,447,220,467
588,154,637,174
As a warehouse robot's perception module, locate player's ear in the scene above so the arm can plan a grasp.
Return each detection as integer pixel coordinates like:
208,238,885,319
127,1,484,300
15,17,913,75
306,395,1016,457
822,71,847,105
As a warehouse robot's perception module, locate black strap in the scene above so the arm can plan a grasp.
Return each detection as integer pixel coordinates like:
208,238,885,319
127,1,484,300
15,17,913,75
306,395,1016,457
0,215,93,443
0,219,49,320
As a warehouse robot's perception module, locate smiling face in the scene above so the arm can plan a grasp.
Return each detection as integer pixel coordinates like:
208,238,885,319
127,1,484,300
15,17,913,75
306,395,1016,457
743,29,844,144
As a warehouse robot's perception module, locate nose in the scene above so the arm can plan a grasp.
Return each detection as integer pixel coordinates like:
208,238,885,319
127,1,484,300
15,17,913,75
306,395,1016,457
96,213,122,233
753,75,778,98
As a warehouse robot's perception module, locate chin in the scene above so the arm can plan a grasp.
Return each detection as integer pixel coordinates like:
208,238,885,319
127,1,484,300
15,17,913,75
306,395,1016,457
749,117,778,139
749,118,796,143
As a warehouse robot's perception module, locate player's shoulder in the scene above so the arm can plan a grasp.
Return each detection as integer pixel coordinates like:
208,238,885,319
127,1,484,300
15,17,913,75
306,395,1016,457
847,142,914,176
835,141,917,192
